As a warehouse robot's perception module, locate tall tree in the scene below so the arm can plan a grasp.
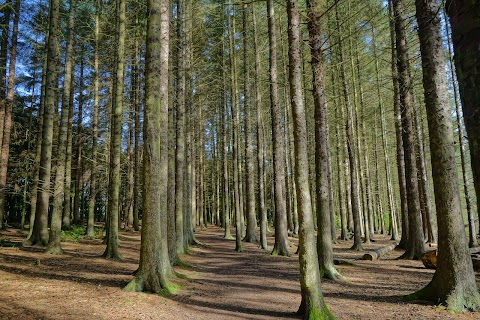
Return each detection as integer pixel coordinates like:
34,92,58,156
252,3,267,250
445,0,480,242
87,0,101,239
444,11,477,247
335,4,362,250
175,0,186,256
408,0,480,311
45,0,77,254
267,0,289,256
287,0,334,318
227,0,243,253
243,2,257,243
393,0,425,260
307,0,342,280
123,0,173,292
103,0,126,259
0,0,19,229
25,0,60,246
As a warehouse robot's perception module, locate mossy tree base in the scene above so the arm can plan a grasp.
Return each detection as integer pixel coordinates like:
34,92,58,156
297,299,335,320
102,247,122,259
321,266,347,282
44,244,63,255
350,243,363,251
406,280,480,312
123,275,177,296
271,245,290,257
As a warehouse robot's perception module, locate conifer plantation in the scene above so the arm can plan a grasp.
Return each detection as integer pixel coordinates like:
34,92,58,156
0,0,479,319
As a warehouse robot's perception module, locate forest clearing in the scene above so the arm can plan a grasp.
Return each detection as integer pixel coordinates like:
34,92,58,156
1,226,479,320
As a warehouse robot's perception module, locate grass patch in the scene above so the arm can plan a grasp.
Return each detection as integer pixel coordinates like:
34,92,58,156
61,225,103,243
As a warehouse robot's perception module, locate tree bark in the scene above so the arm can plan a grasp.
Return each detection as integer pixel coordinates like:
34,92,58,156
103,0,126,259
243,2,257,243
393,0,425,260
124,0,173,292
288,0,334,318
45,0,76,254
25,0,60,247
252,4,267,250
408,0,480,311
445,0,480,248
0,0,19,229
267,0,289,256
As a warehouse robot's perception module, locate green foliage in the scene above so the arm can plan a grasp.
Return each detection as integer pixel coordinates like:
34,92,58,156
61,225,102,242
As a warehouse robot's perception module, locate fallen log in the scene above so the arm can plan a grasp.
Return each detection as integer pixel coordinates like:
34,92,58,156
362,243,398,261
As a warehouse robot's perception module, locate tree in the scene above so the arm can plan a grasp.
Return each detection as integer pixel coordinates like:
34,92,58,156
267,0,289,257
307,0,342,280
103,0,126,259
408,0,480,311
393,0,425,260
45,0,77,254
252,3,267,250
227,0,243,253
175,0,186,256
0,0,19,229
445,0,480,242
123,0,173,293
25,0,61,247
243,2,257,243
87,0,101,239
287,0,334,318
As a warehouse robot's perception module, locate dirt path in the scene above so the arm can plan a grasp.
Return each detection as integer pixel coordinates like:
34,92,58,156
1,226,479,319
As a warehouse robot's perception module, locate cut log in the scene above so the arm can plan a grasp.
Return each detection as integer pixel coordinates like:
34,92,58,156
422,249,480,270
421,250,437,269
362,243,398,261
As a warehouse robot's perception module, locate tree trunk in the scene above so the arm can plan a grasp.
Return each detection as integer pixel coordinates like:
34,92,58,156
389,0,409,249
252,4,267,250
393,0,425,260
103,0,126,259
408,0,480,311
227,0,243,253
308,0,342,280
45,0,76,254
372,24,398,240
123,0,173,292
0,0,19,229
335,4,362,251
444,11,477,248
25,0,60,247
288,0,334,318
445,0,480,248
243,2,257,243
87,0,101,239
267,0,289,256
73,55,84,225
175,0,186,256
0,2,11,156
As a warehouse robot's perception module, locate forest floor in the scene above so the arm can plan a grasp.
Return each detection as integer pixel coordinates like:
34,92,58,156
1,226,479,320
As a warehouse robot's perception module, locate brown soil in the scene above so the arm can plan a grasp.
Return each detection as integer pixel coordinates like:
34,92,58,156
1,226,479,320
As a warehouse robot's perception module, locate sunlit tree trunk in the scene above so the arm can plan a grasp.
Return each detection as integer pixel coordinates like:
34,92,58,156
123,0,173,292
288,0,334,318
409,0,480,311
